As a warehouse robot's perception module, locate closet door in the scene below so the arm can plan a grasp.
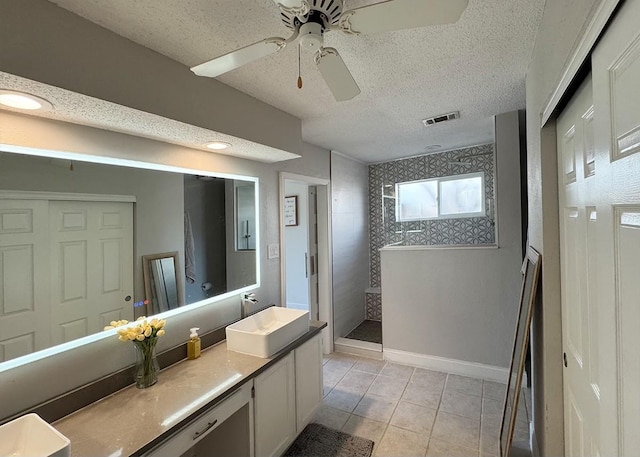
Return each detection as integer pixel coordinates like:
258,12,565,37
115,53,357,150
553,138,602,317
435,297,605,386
49,201,133,344
0,200,50,362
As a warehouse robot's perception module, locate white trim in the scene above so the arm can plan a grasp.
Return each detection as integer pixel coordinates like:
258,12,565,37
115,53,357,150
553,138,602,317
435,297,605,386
383,348,509,383
541,0,621,125
0,190,136,203
334,338,383,360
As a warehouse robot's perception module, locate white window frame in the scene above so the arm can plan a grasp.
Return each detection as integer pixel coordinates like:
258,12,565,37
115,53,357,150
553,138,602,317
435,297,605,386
395,171,485,222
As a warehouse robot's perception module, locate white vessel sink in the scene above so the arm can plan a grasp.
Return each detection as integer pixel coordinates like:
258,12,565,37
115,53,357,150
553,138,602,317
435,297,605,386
0,413,70,457
226,307,309,358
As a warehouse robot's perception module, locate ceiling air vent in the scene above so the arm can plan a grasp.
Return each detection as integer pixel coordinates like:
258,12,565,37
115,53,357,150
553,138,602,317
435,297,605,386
422,111,460,127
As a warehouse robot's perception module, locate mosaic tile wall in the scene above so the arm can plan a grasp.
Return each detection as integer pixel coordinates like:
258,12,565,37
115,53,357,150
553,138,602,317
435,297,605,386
365,291,382,321
368,144,496,288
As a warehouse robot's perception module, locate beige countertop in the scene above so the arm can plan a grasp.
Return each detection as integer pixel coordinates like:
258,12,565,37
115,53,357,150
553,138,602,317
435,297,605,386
54,322,325,457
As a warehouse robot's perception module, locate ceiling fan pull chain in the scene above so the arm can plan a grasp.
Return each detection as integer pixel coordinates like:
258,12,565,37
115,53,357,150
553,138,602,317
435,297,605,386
297,45,303,89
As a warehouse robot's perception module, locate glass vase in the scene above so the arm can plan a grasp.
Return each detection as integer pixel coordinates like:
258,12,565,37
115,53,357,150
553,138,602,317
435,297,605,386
133,337,160,388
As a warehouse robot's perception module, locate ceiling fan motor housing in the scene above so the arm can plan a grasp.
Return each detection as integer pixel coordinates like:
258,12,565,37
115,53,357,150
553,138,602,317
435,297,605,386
280,0,344,30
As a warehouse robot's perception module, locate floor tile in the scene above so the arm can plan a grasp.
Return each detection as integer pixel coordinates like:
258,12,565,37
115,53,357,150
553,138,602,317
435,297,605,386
353,358,387,375
431,411,480,450
318,353,530,457
324,387,364,413
445,374,483,397
368,374,409,401
401,382,443,410
390,401,437,435
482,380,506,402
439,391,482,420
379,362,414,381
342,414,388,443
482,397,503,421
427,438,479,457
313,404,351,430
337,370,377,394
354,394,399,423
411,369,447,393
375,425,429,457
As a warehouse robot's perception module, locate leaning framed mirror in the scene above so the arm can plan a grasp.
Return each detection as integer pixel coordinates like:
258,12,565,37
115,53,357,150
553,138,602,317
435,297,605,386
142,251,184,315
500,246,541,457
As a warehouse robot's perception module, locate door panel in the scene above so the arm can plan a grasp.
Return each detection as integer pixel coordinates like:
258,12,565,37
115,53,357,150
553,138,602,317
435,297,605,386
557,75,602,457
50,201,133,345
0,200,50,362
591,1,640,453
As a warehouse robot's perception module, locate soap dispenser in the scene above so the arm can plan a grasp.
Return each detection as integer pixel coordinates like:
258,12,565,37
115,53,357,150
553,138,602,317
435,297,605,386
187,327,201,360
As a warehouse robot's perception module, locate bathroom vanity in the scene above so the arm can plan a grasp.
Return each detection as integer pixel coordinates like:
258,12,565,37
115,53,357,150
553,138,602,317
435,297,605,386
53,322,326,457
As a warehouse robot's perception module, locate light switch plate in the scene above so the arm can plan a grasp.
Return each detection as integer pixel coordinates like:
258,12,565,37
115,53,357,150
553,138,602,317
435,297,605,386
267,243,279,259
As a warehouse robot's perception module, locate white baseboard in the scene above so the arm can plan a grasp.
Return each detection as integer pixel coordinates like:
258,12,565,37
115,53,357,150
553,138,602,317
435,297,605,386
384,348,509,383
334,337,383,360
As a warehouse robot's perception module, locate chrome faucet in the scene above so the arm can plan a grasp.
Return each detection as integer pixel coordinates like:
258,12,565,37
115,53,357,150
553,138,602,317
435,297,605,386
240,292,258,318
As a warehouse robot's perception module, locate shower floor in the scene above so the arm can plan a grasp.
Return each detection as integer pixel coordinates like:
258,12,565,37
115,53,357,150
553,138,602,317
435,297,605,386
345,320,382,344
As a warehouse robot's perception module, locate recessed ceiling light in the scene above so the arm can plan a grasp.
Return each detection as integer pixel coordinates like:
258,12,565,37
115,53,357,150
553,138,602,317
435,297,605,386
0,90,53,111
425,144,442,151
205,141,232,150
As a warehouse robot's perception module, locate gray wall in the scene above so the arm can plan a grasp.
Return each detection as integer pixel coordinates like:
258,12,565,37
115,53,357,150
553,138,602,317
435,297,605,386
331,152,370,339
0,111,330,420
0,153,184,310
525,0,602,455
381,112,522,369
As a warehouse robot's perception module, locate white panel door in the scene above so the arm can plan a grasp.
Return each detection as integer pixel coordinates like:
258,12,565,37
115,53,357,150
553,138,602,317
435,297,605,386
0,200,50,362
557,1,640,455
591,0,640,454
49,201,133,344
557,76,598,457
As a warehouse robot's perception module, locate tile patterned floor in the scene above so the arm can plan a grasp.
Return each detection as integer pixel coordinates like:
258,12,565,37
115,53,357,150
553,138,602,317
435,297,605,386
313,353,530,457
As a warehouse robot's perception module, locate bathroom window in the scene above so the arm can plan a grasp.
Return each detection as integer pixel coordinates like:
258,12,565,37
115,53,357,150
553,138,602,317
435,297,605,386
396,172,485,221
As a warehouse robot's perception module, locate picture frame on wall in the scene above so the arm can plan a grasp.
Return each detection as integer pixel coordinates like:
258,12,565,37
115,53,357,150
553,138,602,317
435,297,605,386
284,195,298,226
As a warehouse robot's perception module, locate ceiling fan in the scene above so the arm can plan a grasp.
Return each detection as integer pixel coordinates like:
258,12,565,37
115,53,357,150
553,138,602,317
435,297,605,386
190,0,469,101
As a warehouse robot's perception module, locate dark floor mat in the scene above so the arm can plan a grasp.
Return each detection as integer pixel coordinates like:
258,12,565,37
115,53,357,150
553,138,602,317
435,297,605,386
345,320,382,344
284,423,374,457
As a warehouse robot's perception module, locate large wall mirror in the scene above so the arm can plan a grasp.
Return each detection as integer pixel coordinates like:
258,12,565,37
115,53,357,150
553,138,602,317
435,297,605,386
0,151,258,365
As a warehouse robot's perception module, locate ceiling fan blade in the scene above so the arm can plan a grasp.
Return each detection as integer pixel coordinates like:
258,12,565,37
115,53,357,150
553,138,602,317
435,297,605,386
272,0,310,16
191,38,287,78
340,0,468,34
315,48,360,102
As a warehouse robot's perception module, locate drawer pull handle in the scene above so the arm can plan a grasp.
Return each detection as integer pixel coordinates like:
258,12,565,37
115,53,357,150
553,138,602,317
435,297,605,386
193,419,218,440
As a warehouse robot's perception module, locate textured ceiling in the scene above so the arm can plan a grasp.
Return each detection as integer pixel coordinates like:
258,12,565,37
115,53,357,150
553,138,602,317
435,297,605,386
0,72,300,163
42,0,544,163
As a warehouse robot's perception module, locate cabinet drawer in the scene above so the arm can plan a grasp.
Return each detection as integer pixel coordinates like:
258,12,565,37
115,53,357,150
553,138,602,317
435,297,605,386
145,382,252,457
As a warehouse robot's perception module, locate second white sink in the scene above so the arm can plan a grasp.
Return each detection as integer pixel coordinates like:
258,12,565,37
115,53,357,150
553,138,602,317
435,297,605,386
0,413,70,457
226,307,309,358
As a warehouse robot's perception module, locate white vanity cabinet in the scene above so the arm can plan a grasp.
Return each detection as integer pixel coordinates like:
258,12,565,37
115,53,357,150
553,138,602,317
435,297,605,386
144,382,254,457
294,334,323,432
253,334,323,457
254,352,296,457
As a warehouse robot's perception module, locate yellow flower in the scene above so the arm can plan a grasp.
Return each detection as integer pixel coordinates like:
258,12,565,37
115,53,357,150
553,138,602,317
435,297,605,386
136,334,145,341
156,329,165,337
144,326,152,337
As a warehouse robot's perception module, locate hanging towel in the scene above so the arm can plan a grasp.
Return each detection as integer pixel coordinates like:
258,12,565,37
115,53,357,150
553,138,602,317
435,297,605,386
184,211,196,284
